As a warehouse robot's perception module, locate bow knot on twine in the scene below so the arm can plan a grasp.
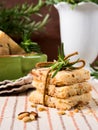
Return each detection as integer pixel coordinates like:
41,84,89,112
36,52,85,78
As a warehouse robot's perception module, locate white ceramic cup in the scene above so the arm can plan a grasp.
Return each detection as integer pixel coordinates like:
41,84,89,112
55,2,98,66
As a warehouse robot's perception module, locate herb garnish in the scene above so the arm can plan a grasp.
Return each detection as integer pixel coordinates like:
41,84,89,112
0,0,49,53
20,39,41,53
90,61,98,79
36,44,85,78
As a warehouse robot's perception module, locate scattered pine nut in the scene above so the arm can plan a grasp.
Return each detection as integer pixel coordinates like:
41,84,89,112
23,116,31,122
30,111,38,119
30,114,35,121
17,112,30,120
17,111,38,123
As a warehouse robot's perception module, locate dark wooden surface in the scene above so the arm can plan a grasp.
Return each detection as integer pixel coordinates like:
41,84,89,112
1,0,98,61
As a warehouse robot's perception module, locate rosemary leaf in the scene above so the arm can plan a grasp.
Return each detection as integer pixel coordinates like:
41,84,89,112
50,43,85,77
91,71,98,79
20,39,41,53
90,61,98,79
52,62,63,78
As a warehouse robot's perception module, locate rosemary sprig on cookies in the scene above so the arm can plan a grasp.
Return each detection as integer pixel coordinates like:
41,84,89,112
36,44,85,78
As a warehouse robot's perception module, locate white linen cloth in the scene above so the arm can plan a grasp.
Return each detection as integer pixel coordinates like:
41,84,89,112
0,79,98,130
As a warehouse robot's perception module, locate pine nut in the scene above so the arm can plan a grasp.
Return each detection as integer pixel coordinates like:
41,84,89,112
30,111,38,119
17,111,38,122
30,114,35,120
17,112,30,120
23,116,31,122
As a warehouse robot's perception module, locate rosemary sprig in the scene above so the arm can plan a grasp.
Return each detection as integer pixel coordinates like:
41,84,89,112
0,0,49,37
0,0,49,53
36,43,85,78
20,39,41,53
90,61,98,79
50,44,85,77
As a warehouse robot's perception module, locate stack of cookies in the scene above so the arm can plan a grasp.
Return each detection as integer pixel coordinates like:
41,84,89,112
29,68,92,110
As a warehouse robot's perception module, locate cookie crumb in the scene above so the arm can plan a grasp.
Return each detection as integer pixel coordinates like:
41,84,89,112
37,106,47,112
31,103,37,108
57,110,65,115
74,109,79,113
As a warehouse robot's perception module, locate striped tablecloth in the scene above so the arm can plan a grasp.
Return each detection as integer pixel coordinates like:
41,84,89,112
0,79,98,130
